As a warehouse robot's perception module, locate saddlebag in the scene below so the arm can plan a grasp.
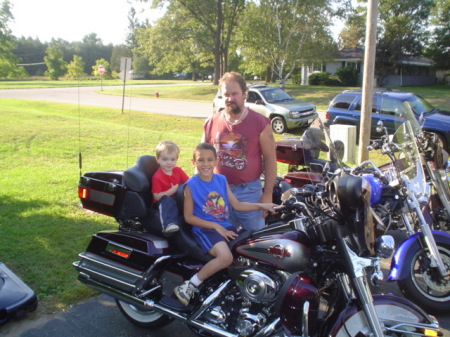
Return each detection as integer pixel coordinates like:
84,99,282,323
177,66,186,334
74,231,170,293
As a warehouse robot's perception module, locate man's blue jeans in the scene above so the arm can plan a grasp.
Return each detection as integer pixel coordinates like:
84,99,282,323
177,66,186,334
229,178,264,231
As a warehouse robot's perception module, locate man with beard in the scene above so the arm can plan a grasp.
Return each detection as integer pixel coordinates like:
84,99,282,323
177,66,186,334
202,72,276,231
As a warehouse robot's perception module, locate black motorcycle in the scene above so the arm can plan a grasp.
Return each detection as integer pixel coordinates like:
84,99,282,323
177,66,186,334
74,154,442,336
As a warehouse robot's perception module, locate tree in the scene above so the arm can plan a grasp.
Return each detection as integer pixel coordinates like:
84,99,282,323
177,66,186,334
66,55,86,79
44,44,67,80
13,36,47,76
375,0,434,85
135,11,213,80
150,0,245,83
110,45,132,73
92,58,112,79
237,0,343,88
0,0,27,78
338,7,365,49
72,33,113,74
426,0,450,70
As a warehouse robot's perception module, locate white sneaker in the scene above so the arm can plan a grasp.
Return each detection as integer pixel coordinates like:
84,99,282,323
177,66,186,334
163,223,179,234
174,281,198,306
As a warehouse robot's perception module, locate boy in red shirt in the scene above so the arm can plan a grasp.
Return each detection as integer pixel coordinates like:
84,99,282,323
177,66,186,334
152,141,189,235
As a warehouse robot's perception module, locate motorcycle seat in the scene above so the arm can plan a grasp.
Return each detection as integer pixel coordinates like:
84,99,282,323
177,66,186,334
122,155,163,234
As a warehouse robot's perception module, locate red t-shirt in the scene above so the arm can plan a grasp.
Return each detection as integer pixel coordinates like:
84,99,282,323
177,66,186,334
151,166,189,202
203,109,270,185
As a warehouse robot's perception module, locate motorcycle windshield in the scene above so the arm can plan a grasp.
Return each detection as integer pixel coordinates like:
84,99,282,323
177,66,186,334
391,105,427,195
318,118,345,170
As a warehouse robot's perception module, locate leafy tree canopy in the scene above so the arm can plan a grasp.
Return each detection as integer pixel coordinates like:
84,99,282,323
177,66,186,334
44,44,67,80
0,0,27,78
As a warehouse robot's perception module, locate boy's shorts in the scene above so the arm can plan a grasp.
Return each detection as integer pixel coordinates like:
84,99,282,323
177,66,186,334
192,225,240,254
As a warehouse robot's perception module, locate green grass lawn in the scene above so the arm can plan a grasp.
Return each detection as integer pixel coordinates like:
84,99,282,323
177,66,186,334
0,99,205,312
0,82,448,313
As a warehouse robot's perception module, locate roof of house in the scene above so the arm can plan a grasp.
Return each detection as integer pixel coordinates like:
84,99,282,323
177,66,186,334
332,48,364,61
331,48,433,67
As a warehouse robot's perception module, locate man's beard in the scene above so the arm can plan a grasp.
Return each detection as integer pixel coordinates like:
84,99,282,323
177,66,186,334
225,103,242,115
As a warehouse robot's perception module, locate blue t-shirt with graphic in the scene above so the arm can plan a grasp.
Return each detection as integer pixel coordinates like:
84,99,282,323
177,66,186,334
186,174,233,231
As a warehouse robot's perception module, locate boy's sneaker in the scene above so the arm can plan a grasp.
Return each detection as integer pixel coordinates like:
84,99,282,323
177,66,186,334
174,281,198,306
163,223,179,234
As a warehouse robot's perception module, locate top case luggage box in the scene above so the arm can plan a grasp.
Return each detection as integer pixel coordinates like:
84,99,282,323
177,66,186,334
276,140,312,165
78,171,126,217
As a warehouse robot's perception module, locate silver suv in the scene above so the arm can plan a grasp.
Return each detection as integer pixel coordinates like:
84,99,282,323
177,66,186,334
212,85,317,134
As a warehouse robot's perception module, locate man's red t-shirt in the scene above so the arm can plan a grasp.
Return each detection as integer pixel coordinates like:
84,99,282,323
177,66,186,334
203,109,270,185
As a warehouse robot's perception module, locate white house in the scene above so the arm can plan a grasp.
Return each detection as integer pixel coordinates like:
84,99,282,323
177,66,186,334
301,48,436,86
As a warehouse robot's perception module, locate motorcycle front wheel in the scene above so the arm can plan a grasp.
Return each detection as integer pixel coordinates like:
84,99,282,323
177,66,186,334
331,302,436,337
397,243,450,314
116,300,173,328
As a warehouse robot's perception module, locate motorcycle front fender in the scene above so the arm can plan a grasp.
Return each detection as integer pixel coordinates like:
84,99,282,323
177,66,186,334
387,230,450,281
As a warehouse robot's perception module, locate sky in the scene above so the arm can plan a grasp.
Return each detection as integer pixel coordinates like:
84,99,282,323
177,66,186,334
9,0,160,45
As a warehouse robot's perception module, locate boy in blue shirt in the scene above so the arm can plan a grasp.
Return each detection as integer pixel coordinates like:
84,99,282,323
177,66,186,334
174,143,275,306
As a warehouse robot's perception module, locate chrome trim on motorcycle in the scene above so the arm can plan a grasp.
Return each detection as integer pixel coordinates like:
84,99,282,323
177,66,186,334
386,321,441,335
405,181,448,277
192,280,231,320
77,253,142,278
254,317,281,337
375,235,395,259
74,262,138,289
302,301,309,337
342,238,385,337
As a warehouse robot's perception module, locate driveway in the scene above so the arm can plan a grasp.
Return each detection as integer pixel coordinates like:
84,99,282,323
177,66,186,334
3,260,449,336
0,85,213,119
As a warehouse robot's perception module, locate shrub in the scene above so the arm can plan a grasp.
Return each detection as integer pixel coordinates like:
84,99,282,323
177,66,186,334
309,72,328,85
336,66,359,86
308,72,341,86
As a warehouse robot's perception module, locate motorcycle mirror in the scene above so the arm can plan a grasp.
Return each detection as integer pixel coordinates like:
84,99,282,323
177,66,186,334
376,121,384,133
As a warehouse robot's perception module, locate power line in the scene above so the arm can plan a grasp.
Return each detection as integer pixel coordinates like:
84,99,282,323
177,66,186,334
17,62,46,66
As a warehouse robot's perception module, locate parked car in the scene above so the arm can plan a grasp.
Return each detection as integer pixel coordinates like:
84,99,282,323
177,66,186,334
324,89,450,150
212,85,317,134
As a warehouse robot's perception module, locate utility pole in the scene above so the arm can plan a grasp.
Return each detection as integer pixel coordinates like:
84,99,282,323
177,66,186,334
358,0,379,164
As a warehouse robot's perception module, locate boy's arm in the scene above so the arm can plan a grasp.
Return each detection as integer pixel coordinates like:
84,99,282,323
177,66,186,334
153,184,179,201
226,183,276,213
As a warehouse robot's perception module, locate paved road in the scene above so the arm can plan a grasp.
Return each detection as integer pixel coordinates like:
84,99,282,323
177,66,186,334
0,85,213,119
2,262,449,337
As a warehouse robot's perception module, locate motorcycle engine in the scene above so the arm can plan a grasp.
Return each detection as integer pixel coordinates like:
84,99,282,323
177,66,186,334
236,269,282,303
199,268,285,337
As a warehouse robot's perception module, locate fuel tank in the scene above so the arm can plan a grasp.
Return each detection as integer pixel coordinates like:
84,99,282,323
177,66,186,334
234,230,311,272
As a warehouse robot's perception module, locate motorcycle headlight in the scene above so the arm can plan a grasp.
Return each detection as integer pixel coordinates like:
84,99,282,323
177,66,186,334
375,235,395,258
362,176,384,206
